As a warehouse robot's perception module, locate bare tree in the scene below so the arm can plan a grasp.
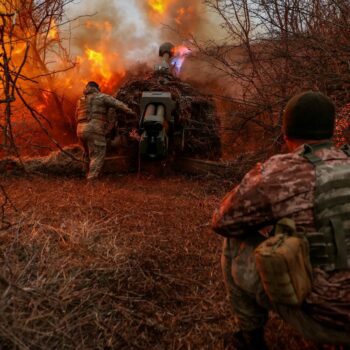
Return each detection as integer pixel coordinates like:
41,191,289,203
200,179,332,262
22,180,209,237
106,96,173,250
0,11,30,154
198,0,350,154
3,0,77,126
0,0,84,157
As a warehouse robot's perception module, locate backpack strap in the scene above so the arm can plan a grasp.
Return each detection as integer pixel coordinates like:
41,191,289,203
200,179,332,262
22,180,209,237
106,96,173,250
274,218,297,236
300,142,333,166
341,144,350,157
329,218,349,269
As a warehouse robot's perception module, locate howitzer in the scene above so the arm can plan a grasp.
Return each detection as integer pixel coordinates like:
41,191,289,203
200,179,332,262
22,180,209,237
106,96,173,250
103,41,222,174
138,91,175,159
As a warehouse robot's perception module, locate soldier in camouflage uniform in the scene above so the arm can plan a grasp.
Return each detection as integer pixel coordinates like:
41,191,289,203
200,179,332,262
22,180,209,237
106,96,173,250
212,92,350,349
75,81,136,180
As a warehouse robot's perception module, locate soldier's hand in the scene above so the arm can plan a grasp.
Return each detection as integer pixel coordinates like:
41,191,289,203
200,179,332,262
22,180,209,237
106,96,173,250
129,128,141,141
127,109,137,117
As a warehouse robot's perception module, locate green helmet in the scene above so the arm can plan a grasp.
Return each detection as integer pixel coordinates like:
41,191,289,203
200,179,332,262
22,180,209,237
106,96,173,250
283,91,335,140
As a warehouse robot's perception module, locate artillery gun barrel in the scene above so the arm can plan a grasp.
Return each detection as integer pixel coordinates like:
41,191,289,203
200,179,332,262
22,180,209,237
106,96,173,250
156,105,165,118
145,104,156,117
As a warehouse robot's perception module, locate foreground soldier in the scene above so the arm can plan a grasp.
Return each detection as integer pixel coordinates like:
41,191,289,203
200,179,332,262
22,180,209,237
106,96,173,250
75,81,136,180
213,92,350,349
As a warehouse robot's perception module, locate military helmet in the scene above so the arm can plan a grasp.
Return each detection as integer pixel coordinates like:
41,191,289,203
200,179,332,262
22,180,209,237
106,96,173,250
86,81,100,90
283,91,335,140
159,42,175,58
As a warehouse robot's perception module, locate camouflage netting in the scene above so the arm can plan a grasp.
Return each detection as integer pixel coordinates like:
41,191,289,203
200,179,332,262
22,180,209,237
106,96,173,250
115,70,221,159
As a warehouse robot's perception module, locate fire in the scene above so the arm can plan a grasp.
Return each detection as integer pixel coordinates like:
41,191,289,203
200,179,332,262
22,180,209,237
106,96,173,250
148,0,168,14
76,45,125,93
146,0,200,34
86,48,112,80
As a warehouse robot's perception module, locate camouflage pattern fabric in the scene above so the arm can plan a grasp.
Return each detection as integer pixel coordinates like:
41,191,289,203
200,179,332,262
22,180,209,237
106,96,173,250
75,86,134,179
213,145,350,344
76,125,106,180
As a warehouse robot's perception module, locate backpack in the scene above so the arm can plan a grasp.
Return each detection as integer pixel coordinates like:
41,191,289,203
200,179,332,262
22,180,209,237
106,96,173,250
255,143,350,305
302,142,350,271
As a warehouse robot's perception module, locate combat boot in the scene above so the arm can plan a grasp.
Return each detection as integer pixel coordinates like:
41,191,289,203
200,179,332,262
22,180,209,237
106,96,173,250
223,328,268,350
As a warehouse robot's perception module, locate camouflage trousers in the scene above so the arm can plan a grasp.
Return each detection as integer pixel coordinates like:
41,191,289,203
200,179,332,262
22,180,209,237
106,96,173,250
222,236,350,345
77,127,107,180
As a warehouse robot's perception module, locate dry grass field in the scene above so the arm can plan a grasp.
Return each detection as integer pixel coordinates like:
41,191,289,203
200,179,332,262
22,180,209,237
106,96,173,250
0,175,317,349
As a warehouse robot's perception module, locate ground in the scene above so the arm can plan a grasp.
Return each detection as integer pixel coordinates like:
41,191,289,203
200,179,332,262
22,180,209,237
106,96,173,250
0,175,317,349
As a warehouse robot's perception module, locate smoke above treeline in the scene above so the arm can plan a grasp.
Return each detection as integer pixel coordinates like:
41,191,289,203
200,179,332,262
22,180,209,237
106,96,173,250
57,0,210,94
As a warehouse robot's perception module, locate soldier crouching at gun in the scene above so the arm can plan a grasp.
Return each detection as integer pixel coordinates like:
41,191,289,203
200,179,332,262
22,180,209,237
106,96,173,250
75,81,136,180
213,92,350,349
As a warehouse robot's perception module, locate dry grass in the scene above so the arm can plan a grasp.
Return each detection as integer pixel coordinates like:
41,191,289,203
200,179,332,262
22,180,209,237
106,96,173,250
0,175,317,349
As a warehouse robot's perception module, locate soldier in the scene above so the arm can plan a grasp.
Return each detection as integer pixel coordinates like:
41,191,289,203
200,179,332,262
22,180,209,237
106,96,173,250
212,91,350,349
75,81,136,180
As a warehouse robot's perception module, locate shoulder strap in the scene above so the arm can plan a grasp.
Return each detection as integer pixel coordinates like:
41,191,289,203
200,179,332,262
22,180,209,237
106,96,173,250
341,144,350,157
300,142,333,166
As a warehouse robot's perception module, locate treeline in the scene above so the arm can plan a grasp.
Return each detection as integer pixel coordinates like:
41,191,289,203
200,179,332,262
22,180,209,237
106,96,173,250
197,0,350,153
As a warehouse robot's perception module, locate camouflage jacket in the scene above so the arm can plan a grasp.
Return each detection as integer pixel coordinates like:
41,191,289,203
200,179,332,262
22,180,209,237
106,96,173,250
212,145,350,237
212,144,350,329
75,86,134,135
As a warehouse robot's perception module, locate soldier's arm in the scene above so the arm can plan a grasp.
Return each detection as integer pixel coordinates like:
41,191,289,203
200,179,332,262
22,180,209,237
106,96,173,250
106,108,117,136
103,95,138,133
103,95,134,115
212,163,273,237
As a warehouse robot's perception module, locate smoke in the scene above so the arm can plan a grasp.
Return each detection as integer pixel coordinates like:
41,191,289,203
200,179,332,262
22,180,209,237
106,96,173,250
64,0,210,72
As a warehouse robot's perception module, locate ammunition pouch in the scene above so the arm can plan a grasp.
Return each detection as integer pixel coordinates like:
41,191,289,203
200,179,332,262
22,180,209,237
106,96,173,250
255,218,313,306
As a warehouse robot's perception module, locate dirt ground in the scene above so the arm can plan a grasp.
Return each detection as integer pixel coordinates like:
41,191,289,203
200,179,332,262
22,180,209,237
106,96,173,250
0,174,317,350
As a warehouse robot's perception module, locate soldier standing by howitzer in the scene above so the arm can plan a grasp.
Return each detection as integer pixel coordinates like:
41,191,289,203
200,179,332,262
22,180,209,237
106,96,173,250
213,92,350,349
75,81,136,180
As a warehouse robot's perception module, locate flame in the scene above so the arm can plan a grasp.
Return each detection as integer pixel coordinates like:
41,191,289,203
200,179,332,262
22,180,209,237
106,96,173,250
85,48,112,80
148,0,168,14
75,45,125,92
147,0,179,22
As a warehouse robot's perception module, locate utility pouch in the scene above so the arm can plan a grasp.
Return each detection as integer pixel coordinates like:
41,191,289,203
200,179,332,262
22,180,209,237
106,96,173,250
255,218,313,306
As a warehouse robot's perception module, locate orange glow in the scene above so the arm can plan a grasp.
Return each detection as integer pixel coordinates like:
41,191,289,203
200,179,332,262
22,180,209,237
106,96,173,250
147,0,198,30
148,0,167,14
37,91,52,113
86,48,112,80
175,6,194,25
48,20,58,40
147,0,178,22
76,44,125,92
12,42,27,55
85,20,113,33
